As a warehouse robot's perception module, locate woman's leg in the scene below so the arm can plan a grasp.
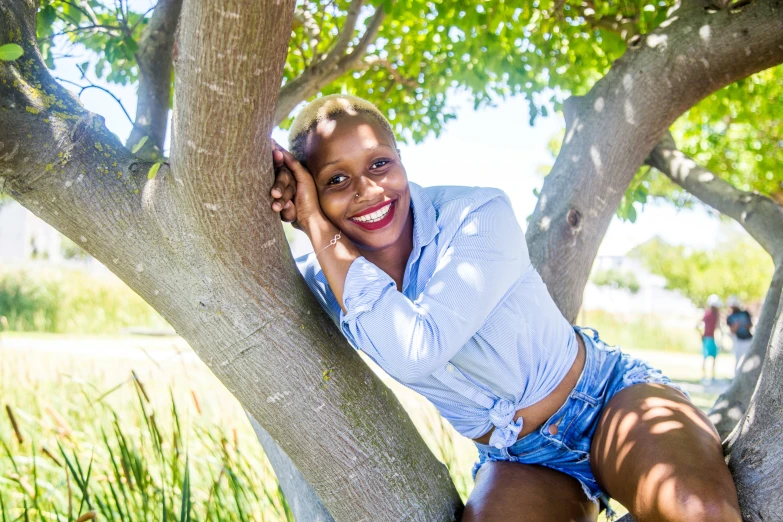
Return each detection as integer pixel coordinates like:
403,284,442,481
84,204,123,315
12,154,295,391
463,461,599,522
591,383,741,522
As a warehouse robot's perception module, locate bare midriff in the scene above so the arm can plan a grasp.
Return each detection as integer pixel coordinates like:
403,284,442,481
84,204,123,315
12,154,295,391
472,332,586,445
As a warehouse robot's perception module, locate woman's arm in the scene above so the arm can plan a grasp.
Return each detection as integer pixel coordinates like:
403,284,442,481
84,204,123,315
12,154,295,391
340,196,526,383
272,147,360,312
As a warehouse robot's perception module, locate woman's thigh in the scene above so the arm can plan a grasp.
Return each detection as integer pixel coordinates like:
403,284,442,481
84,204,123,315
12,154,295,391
463,461,599,522
590,383,741,522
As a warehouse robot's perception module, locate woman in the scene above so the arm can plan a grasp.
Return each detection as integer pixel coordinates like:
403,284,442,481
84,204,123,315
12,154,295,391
269,95,740,521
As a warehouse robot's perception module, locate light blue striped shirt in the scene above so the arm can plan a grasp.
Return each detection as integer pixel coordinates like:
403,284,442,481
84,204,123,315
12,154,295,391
297,183,578,449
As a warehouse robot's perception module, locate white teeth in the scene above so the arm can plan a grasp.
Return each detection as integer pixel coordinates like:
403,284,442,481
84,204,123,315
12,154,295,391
351,202,392,224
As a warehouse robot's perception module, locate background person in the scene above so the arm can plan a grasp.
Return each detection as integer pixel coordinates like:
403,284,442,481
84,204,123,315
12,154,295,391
698,294,722,384
726,295,753,370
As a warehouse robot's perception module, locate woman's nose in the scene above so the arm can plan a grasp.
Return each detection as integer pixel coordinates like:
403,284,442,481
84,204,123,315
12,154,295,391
354,175,383,201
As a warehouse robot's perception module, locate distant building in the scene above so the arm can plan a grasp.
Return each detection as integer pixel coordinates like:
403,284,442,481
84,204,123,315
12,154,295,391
0,201,103,271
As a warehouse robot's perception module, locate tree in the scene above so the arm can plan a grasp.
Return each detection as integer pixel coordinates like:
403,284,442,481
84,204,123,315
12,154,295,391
3,1,783,521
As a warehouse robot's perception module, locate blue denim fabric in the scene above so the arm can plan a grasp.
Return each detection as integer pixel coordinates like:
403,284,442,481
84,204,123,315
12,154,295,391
472,327,687,512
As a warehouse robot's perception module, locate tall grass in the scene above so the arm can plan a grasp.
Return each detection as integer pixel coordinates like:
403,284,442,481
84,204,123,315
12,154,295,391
0,372,293,521
1,339,478,520
0,265,168,334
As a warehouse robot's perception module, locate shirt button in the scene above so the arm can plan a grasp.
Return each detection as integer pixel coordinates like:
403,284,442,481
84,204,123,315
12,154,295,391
446,364,455,373
494,443,503,449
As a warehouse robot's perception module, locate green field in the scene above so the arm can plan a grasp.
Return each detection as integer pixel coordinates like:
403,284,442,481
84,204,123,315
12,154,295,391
0,334,737,520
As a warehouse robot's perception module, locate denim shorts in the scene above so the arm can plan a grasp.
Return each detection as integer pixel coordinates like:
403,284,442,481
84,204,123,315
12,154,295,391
473,326,687,512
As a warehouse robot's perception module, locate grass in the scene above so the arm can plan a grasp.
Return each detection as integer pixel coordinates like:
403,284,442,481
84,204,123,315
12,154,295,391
1,332,733,521
0,265,168,334
0,335,476,521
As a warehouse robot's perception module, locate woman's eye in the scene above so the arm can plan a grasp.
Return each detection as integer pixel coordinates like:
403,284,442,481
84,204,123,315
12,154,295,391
371,159,390,169
327,174,347,185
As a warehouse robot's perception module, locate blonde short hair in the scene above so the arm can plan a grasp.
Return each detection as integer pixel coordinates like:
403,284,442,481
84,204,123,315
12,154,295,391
288,94,396,163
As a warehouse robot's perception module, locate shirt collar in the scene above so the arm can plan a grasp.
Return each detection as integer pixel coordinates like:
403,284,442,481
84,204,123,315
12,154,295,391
408,182,438,249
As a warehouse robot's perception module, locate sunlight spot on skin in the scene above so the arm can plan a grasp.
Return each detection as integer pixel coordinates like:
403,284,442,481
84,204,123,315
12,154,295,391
697,171,714,183
594,97,604,112
646,34,668,49
742,354,761,372
615,439,638,470
650,420,685,434
316,118,337,138
624,100,636,125
539,216,551,231
623,74,633,91
699,25,711,42
590,146,603,174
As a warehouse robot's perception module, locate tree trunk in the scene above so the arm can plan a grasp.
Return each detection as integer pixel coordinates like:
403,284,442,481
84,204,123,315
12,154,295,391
647,133,783,438
126,0,183,160
247,413,335,522
0,1,462,520
526,0,783,322
724,288,783,520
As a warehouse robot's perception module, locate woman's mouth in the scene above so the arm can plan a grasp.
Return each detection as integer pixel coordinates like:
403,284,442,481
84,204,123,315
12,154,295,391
349,200,396,231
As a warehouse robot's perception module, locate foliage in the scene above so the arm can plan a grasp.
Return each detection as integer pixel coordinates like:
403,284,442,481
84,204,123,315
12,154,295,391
0,265,168,333
630,235,775,307
591,268,641,294
671,66,783,199
0,369,293,521
0,43,24,61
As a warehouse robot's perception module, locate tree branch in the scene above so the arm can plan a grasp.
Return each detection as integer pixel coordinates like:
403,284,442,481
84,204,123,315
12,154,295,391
526,0,783,322
126,0,183,160
647,132,783,260
361,56,417,88
274,3,386,126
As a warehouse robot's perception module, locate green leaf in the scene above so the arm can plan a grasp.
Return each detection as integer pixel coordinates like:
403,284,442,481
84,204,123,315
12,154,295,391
0,44,24,62
626,205,637,223
147,162,162,180
132,136,149,154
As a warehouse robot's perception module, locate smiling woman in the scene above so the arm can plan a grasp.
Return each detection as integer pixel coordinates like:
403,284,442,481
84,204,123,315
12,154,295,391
267,95,742,522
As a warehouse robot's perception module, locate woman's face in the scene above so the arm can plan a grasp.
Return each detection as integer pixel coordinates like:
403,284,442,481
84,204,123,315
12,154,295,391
304,113,411,252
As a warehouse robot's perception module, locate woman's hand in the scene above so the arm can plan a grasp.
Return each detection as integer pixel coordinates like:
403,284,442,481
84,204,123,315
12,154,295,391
270,142,298,224
269,142,325,231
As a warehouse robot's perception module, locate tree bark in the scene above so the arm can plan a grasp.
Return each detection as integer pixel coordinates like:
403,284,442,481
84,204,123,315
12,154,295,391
724,287,783,520
247,413,335,522
127,0,183,159
526,0,783,322
0,1,462,520
647,133,783,438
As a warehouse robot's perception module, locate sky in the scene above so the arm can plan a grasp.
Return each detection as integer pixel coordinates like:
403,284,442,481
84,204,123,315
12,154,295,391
48,36,742,259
